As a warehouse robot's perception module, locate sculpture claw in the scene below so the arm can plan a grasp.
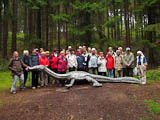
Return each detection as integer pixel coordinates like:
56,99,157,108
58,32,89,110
93,83,102,87
65,84,73,88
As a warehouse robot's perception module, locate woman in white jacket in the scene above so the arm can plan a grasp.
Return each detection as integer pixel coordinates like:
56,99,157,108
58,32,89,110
98,52,107,76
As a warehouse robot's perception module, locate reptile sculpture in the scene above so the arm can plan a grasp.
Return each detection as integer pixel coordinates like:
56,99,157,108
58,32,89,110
29,65,141,88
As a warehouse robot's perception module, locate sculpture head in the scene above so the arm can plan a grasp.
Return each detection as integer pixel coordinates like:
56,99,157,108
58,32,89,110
29,65,45,71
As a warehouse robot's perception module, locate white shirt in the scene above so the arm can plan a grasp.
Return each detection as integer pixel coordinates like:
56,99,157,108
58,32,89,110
66,53,77,68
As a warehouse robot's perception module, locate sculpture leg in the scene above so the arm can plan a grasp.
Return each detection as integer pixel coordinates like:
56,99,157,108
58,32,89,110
86,76,102,87
65,79,75,88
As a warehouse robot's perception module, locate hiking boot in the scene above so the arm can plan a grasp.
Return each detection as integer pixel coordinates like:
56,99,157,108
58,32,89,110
32,87,36,90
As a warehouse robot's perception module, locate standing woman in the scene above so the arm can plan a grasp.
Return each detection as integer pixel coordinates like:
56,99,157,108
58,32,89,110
98,52,107,76
106,52,114,78
57,51,68,87
136,51,147,84
8,51,29,94
39,52,49,87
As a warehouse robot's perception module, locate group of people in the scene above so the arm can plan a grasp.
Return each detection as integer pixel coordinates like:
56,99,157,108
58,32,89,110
8,46,147,94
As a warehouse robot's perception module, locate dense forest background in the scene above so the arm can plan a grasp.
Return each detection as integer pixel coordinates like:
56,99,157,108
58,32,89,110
0,0,160,68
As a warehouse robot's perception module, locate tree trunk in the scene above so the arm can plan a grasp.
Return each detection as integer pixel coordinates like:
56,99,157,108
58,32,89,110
2,0,9,58
124,0,130,47
11,0,18,53
0,1,3,52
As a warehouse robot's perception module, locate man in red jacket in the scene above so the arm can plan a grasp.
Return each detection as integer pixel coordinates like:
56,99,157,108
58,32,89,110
39,52,49,87
105,52,114,78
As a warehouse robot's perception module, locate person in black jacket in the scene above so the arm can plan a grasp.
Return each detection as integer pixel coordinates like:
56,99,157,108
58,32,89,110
21,50,31,88
30,49,40,89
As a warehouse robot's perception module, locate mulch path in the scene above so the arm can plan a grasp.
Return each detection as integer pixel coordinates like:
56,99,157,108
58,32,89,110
0,82,160,120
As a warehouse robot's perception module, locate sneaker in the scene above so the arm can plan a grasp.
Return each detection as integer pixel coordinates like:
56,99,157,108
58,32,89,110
37,85,41,88
11,91,16,94
32,87,36,90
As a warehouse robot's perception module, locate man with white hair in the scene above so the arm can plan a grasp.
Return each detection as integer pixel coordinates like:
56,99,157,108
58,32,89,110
8,51,29,94
136,51,147,84
88,48,98,74
21,50,31,88
114,50,123,77
122,47,134,77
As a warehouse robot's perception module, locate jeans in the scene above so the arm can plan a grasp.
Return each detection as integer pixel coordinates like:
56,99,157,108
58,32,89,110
11,74,24,93
108,69,114,78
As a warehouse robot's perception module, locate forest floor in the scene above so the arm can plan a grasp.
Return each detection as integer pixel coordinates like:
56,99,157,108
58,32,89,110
0,82,160,120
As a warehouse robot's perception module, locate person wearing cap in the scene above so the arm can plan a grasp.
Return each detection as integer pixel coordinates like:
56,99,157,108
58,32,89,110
114,50,123,77
98,52,107,76
122,47,134,77
57,51,68,87
76,49,85,71
21,50,31,88
66,48,77,72
88,48,98,74
66,46,72,55
136,51,147,84
30,49,40,89
39,52,49,87
106,52,114,78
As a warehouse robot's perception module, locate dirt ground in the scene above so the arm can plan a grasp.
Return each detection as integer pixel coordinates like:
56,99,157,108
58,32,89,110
0,82,160,120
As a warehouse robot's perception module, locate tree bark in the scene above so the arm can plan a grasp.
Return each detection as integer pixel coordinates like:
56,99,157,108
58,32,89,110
11,0,18,53
2,0,9,58
0,1,3,52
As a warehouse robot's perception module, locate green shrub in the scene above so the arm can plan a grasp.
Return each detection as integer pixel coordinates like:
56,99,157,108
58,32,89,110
145,100,160,115
0,60,9,72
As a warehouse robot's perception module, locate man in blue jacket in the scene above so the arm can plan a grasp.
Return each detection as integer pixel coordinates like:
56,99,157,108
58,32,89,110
76,49,85,71
30,48,40,89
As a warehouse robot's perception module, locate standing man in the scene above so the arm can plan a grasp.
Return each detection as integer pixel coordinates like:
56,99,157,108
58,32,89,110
114,50,123,77
21,50,31,88
76,49,85,71
88,48,98,74
136,51,147,84
123,48,134,77
30,49,40,89
66,48,77,72
8,51,29,94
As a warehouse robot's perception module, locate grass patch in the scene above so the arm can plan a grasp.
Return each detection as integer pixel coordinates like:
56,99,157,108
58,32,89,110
146,67,160,83
145,100,160,115
106,114,110,119
132,95,137,102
